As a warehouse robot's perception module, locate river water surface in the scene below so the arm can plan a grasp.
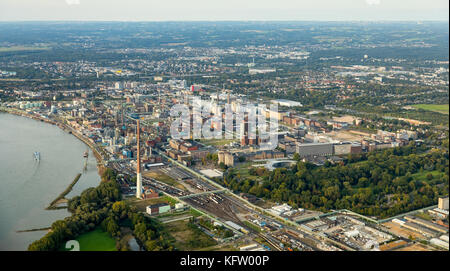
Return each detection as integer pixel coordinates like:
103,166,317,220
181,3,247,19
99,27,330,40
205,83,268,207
0,113,101,250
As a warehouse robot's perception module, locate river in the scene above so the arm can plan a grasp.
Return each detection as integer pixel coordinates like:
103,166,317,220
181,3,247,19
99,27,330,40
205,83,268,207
0,113,101,250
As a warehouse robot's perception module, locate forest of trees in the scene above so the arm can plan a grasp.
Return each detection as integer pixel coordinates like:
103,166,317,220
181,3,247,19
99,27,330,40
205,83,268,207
217,143,449,218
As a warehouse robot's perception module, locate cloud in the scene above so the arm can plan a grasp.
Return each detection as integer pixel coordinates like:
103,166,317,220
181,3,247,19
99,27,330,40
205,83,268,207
65,0,80,5
366,0,381,5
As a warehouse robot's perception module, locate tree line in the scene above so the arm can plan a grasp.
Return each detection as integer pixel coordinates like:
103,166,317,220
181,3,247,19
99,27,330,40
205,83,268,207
217,143,449,218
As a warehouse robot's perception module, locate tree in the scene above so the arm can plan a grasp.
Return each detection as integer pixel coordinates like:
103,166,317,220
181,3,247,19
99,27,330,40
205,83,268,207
112,201,127,218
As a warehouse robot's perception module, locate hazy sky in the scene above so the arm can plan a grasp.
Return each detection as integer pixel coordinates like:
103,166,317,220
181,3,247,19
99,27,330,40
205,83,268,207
0,0,448,21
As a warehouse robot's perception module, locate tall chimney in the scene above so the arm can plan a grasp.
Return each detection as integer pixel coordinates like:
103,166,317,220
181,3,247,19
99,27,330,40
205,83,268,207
136,119,142,199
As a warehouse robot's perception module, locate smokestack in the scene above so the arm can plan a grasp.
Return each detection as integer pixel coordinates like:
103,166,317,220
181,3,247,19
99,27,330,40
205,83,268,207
121,104,124,129
136,119,142,199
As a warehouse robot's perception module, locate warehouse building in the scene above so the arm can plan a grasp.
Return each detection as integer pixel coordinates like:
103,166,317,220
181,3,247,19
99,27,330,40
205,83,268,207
271,99,303,107
278,141,297,154
269,203,292,216
225,221,243,231
296,142,333,157
401,222,439,238
218,151,235,167
225,221,248,234
428,208,449,219
438,197,449,210
146,203,171,215
240,243,266,251
404,216,448,234
430,238,449,250
333,142,362,155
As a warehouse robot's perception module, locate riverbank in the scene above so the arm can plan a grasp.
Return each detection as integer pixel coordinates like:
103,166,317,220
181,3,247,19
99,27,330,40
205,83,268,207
1,107,107,196
1,108,108,202
16,227,51,233
46,173,82,210
0,107,105,174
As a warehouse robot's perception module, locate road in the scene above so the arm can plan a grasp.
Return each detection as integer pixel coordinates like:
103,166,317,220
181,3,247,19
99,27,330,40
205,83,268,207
109,144,358,251
154,147,356,251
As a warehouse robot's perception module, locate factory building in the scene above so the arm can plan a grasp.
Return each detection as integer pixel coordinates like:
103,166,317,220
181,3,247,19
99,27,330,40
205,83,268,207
333,142,362,155
430,238,449,250
146,203,171,215
225,221,247,233
218,151,235,167
271,99,303,108
401,222,438,238
143,189,159,199
269,203,292,216
249,68,276,75
278,141,297,154
246,150,285,160
404,216,448,234
240,244,262,251
296,142,333,157
438,197,449,210
428,208,449,219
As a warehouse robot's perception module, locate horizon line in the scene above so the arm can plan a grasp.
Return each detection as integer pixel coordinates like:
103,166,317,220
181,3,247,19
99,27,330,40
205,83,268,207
0,19,448,23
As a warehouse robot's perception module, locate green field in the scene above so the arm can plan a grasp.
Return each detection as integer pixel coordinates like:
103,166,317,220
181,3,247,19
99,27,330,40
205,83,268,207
411,170,444,182
412,104,449,114
0,46,50,52
62,228,117,251
199,138,237,146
